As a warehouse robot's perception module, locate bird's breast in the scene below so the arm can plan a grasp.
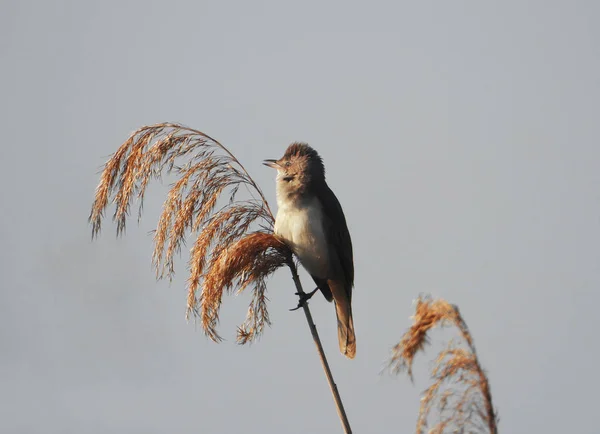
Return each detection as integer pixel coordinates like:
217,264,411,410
274,197,330,278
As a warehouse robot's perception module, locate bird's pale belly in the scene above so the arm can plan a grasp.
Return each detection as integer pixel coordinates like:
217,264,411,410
274,200,330,278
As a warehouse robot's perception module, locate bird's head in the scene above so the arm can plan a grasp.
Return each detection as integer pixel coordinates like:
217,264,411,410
263,143,325,194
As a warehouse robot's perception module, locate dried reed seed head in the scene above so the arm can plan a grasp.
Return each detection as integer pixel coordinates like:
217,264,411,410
90,123,280,345
90,123,273,234
389,296,498,434
186,203,270,299
204,232,289,292
198,232,290,341
389,296,461,378
154,161,233,280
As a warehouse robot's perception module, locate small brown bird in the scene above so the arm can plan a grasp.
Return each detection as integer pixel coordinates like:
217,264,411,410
264,143,356,359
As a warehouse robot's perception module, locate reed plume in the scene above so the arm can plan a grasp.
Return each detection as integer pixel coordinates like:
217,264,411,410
89,123,290,343
389,296,498,434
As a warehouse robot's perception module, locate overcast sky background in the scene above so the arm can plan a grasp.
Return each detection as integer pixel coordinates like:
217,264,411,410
2,1,599,433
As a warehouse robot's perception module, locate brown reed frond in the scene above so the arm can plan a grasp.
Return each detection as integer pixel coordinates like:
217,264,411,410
89,123,283,343
201,232,291,342
388,296,498,434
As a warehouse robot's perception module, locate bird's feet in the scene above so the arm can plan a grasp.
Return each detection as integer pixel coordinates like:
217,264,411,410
289,288,319,311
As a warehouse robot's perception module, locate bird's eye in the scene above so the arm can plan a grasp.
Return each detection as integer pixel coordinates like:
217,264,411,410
285,161,291,167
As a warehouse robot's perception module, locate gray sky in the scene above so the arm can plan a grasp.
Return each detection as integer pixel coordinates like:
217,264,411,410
2,1,599,433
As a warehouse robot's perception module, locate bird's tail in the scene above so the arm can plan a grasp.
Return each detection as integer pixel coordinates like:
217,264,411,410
334,295,356,359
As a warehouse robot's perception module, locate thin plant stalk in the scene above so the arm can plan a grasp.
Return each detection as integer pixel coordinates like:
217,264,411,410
287,260,352,434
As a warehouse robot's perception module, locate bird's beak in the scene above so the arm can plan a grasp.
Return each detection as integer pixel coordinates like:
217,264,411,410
263,159,280,169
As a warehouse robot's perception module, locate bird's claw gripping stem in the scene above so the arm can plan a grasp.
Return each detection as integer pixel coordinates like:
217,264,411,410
289,287,319,311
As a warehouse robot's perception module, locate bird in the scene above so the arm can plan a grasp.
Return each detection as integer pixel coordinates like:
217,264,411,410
263,143,356,359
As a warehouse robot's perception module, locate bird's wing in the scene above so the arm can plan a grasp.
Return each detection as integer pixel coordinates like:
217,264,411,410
317,183,354,297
